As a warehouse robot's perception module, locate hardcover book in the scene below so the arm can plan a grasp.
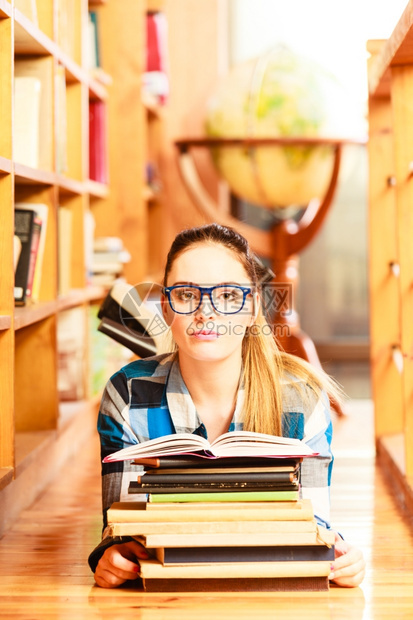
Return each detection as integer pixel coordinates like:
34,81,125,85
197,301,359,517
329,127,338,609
107,499,315,523
103,430,317,463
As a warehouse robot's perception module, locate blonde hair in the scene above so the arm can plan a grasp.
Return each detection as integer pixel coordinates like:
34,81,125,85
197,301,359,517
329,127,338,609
163,223,343,434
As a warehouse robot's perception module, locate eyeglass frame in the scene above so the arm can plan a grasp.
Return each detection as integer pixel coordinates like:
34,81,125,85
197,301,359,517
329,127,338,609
162,284,254,315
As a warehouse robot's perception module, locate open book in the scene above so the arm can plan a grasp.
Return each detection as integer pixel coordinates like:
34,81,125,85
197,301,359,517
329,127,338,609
102,431,317,463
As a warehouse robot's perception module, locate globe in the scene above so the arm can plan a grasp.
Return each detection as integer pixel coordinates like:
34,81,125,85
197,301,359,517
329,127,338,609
205,46,354,211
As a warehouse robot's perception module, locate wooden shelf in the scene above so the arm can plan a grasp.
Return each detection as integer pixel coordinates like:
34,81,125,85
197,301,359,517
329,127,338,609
0,156,11,174
14,9,56,56
14,163,55,186
14,430,55,477
146,0,166,12
0,468,13,492
85,179,109,198
56,175,84,196
0,1,12,19
369,1,413,97
142,90,164,118
368,1,413,518
89,77,109,101
57,286,108,312
14,301,57,330
377,434,413,515
0,315,12,331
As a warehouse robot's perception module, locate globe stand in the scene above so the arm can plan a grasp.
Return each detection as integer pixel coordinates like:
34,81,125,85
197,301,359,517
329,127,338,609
175,137,348,414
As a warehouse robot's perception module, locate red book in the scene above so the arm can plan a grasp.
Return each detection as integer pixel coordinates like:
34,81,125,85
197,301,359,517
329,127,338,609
89,100,108,184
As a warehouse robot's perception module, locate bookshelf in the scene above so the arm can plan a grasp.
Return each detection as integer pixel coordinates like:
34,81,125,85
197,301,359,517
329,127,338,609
0,0,123,535
368,2,413,515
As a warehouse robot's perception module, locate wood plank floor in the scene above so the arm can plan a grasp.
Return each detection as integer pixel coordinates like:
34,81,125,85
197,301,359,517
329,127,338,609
0,399,413,619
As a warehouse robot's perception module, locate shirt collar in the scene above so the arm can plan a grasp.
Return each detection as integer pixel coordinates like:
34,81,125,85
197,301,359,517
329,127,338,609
166,355,245,435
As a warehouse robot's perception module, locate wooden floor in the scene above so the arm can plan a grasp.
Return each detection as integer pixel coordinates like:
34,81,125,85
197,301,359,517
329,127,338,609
0,399,413,619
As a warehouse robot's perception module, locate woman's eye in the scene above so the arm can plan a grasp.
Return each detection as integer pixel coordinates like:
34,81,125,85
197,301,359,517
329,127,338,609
176,289,196,301
217,289,239,301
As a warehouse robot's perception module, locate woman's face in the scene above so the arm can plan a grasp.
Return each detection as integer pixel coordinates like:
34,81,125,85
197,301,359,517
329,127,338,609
162,243,257,364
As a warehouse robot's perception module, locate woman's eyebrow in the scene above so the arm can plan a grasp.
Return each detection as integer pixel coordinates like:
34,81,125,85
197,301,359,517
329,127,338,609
169,281,245,287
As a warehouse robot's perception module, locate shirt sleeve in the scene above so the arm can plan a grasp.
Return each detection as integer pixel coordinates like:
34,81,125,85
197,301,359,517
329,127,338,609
300,388,334,529
88,371,136,573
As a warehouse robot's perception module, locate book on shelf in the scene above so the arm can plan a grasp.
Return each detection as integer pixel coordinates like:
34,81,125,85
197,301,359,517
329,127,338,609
13,76,41,169
57,307,87,401
56,0,76,59
57,206,72,296
103,430,317,463
14,209,35,305
91,237,131,286
89,100,108,184
15,203,48,302
144,12,169,105
87,11,100,72
107,499,315,523
13,236,22,272
55,64,67,175
14,57,53,171
25,215,42,300
15,0,38,25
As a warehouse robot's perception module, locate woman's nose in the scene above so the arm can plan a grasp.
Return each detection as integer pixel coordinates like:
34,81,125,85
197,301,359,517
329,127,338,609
195,293,216,318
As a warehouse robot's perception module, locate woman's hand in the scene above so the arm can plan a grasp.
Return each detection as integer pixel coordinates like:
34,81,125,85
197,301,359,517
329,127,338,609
94,540,149,588
329,532,366,587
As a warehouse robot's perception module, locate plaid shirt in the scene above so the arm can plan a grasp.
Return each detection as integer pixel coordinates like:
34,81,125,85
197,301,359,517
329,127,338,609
89,352,334,572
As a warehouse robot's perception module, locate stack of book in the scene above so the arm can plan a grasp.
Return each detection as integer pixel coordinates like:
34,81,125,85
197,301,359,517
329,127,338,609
104,432,335,592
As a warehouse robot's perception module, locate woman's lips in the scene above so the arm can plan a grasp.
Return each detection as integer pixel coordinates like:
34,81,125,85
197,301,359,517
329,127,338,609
192,330,220,340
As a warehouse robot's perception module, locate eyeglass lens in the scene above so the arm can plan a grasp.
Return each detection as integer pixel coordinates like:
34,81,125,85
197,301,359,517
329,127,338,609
169,286,247,314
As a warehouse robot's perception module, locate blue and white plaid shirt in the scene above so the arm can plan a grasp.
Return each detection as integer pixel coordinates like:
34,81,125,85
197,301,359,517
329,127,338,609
89,352,334,572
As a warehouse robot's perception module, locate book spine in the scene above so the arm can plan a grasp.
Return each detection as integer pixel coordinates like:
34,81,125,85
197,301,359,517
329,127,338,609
139,558,332,578
14,209,35,305
107,500,314,523
136,531,332,548
107,519,317,537
25,216,42,298
146,490,300,503
142,575,329,592
137,471,297,484
133,483,299,493
134,456,303,469
157,544,335,565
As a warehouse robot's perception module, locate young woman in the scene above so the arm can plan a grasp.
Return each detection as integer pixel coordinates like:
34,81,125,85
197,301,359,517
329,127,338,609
89,223,365,589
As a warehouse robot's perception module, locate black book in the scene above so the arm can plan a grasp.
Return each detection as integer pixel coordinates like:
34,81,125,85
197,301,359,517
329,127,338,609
14,209,35,305
137,470,298,485
129,480,299,493
157,544,335,565
136,456,303,470
97,316,157,358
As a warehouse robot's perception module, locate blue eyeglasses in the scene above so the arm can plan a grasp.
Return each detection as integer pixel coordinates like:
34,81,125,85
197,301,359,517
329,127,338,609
163,285,253,315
